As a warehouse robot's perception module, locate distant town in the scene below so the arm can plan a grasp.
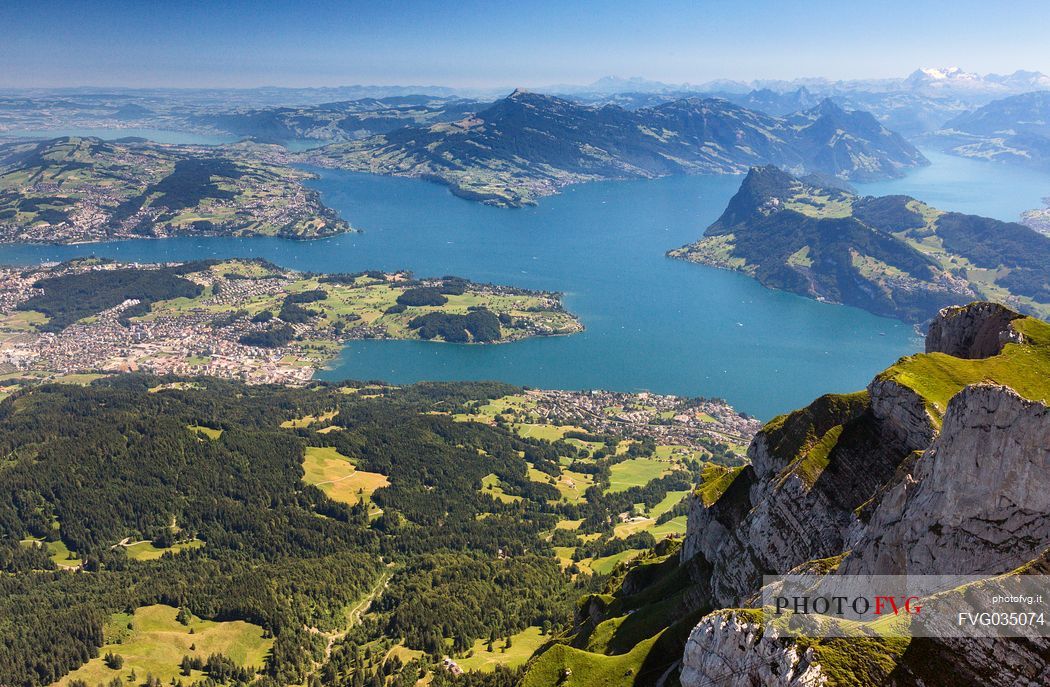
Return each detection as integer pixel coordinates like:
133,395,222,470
0,258,583,391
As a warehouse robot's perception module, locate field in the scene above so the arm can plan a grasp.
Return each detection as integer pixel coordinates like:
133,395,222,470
124,538,205,561
513,422,586,442
301,446,390,507
54,604,272,686
480,473,523,503
587,549,646,575
606,457,673,493
612,489,690,539
187,424,223,440
20,537,81,569
455,626,548,672
280,409,339,428
527,466,593,504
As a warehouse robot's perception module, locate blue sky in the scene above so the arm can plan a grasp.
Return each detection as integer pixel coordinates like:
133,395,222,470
2,0,1049,88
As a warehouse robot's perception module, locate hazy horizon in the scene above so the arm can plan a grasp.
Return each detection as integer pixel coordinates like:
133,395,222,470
2,0,1050,89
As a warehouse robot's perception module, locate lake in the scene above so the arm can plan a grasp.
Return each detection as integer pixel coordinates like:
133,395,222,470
1,151,1045,419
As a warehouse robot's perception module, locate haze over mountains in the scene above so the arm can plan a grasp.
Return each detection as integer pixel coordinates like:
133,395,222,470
551,66,1050,99
924,90,1050,170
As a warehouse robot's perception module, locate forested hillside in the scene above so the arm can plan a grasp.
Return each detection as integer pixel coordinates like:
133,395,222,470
0,376,743,686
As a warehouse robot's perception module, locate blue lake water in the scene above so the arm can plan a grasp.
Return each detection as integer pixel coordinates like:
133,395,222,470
0,150,1045,418
858,149,1050,222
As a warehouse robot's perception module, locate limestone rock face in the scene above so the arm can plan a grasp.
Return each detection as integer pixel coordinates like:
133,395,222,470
681,466,754,565
680,612,826,687
901,635,1050,687
678,304,1050,685
866,377,937,452
681,387,921,606
704,470,850,606
842,384,1050,576
925,302,1023,359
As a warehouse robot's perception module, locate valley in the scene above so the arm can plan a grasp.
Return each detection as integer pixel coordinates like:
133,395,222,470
0,374,758,686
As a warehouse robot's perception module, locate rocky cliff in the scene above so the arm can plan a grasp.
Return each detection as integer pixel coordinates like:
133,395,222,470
842,383,1050,576
680,611,826,687
677,303,1050,686
924,301,1023,358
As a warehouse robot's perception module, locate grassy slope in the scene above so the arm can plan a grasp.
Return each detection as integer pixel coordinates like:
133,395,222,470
456,626,548,673
606,458,672,494
54,604,272,687
523,545,702,687
301,446,390,506
878,316,1050,420
522,634,662,687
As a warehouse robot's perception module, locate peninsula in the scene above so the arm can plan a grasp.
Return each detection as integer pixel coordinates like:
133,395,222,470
0,258,582,388
670,166,1050,323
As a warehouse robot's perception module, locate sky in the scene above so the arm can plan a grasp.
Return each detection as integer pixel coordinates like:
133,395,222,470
2,0,1049,89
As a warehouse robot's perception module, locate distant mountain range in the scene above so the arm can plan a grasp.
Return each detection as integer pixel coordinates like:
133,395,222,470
193,96,482,143
924,91,1050,169
669,166,1050,323
3,68,1047,147
303,90,927,207
553,67,1050,99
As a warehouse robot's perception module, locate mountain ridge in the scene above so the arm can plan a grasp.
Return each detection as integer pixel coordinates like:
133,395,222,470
926,90,1050,170
303,90,927,207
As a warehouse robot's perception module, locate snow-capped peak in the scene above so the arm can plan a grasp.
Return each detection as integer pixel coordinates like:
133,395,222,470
916,66,977,81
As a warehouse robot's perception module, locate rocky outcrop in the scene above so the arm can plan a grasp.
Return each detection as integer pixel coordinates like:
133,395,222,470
842,384,1050,575
866,377,938,452
925,302,1023,358
679,305,1050,686
680,612,826,687
681,466,754,564
681,389,920,606
899,635,1050,687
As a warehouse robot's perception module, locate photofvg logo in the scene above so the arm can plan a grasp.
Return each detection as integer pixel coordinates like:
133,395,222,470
760,575,1050,639
773,592,922,618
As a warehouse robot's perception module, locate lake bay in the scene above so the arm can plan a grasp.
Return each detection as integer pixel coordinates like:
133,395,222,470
1,151,1046,418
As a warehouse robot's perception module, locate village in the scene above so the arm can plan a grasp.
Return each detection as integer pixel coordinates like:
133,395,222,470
522,387,761,455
